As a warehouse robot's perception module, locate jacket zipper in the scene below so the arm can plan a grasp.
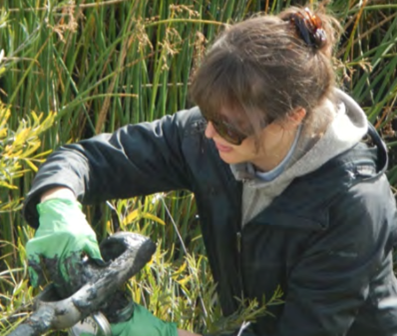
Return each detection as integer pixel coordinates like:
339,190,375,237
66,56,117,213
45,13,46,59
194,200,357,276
237,231,242,253
236,230,245,300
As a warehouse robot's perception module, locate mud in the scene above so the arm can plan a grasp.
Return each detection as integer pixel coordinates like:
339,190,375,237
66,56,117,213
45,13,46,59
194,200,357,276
30,234,132,305
100,287,135,323
11,232,155,336
37,232,153,322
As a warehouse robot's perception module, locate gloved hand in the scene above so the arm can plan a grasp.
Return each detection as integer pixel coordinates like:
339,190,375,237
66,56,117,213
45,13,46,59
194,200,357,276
81,302,178,336
26,198,102,288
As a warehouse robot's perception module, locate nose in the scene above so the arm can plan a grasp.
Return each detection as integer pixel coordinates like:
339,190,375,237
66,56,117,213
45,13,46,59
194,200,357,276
204,121,217,139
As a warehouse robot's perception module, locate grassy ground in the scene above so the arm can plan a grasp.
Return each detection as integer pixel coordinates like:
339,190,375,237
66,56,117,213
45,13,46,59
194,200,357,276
0,0,396,334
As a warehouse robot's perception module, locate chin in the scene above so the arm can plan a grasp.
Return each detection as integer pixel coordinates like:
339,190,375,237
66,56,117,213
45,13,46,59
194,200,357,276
218,153,245,165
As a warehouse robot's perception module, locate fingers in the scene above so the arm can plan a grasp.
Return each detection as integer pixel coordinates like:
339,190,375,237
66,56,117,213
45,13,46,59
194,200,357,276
26,240,43,287
27,262,43,288
84,241,103,261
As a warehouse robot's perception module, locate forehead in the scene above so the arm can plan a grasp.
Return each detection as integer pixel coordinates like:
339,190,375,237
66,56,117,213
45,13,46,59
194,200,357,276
218,105,245,122
216,105,268,136
218,104,268,128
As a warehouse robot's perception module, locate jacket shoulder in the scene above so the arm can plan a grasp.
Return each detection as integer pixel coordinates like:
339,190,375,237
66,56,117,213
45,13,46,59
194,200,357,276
267,142,391,231
174,106,206,137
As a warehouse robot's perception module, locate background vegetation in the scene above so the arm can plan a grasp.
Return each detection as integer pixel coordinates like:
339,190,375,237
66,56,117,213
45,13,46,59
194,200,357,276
0,0,396,335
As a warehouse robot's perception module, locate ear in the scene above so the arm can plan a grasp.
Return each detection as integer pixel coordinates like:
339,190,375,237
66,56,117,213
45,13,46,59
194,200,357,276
283,107,306,129
290,107,306,123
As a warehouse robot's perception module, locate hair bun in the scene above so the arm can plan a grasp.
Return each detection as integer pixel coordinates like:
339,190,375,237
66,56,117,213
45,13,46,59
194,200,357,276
287,7,327,49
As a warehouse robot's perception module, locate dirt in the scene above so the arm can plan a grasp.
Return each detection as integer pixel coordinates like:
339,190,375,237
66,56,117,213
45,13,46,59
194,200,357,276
30,232,154,324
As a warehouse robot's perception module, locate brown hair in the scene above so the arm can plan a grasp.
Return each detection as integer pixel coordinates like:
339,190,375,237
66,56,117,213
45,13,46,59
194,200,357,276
189,5,342,137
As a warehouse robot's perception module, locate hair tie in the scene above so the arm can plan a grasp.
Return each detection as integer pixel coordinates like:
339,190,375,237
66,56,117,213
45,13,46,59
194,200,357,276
288,8,326,49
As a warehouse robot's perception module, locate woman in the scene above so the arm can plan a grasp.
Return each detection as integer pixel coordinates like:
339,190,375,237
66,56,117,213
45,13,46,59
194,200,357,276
23,5,397,336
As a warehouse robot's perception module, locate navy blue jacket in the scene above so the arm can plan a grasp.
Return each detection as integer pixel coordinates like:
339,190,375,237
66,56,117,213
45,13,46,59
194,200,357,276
23,107,397,336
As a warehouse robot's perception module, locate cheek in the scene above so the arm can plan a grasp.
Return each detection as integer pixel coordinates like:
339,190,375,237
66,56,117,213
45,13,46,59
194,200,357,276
238,137,261,156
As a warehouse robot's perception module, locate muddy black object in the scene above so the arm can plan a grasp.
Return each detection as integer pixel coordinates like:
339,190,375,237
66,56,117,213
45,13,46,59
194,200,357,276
8,232,156,336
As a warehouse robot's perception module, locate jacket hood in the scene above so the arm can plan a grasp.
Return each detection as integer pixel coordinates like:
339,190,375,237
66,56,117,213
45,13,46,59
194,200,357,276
231,89,371,187
230,89,387,225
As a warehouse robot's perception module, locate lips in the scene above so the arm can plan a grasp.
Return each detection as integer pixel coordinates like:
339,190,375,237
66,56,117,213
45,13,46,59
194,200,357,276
214,142,233,153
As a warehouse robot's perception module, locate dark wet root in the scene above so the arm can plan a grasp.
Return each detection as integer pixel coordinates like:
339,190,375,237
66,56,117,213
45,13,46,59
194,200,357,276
38,250,135,322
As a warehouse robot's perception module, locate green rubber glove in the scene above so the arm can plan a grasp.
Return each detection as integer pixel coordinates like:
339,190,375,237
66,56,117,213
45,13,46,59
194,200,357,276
81,302,178,336
26,198,102,288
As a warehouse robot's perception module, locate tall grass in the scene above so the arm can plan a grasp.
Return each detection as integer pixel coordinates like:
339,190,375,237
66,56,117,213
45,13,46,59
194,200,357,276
0,0,396,335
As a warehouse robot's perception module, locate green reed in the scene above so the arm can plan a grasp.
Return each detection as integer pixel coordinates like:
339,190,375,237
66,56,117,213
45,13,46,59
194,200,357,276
0,0,396,334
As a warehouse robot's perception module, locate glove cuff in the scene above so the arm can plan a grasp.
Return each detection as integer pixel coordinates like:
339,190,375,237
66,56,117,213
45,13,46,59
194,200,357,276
37,198,82,214
168,322,178,336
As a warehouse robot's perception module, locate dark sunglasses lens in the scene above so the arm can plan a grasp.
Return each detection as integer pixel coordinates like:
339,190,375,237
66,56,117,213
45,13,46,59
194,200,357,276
212,119,245,145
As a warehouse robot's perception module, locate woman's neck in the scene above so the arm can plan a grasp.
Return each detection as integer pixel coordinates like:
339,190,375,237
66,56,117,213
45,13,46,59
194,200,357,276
252,125,301,173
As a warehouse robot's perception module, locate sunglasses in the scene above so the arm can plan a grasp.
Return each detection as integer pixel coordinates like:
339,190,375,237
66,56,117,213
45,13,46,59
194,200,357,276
201,111,251,146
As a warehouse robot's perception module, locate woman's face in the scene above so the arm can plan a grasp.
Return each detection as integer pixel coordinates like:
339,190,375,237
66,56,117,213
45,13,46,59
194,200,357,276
204,107,303,171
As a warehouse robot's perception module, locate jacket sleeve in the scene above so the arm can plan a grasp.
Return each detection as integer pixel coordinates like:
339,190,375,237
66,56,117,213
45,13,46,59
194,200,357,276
276,176,397,336
23,109,198,228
